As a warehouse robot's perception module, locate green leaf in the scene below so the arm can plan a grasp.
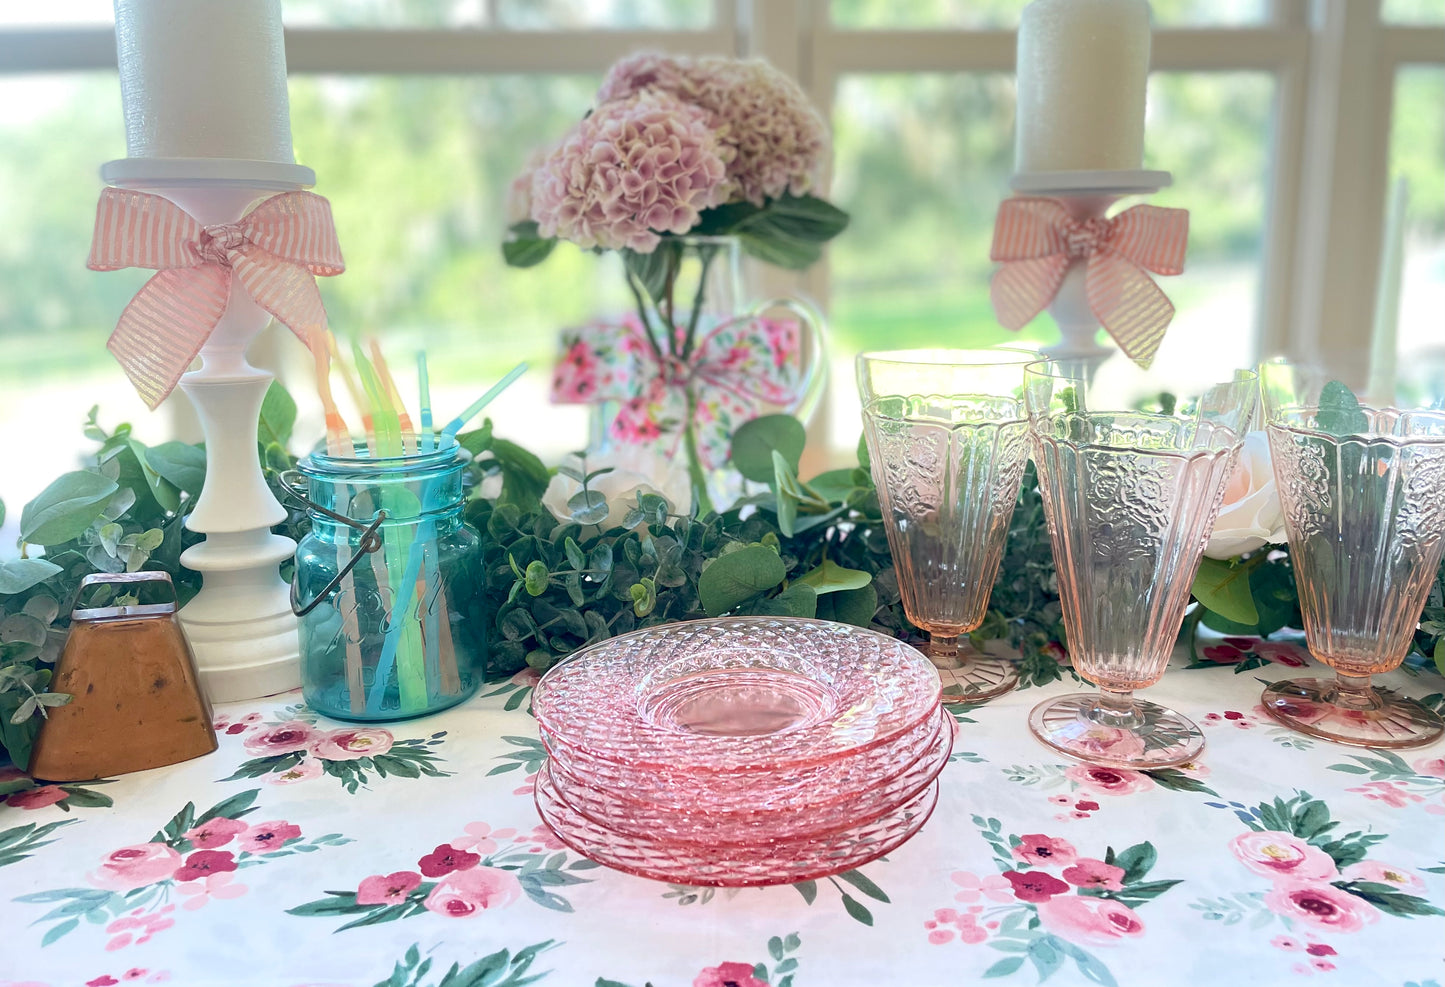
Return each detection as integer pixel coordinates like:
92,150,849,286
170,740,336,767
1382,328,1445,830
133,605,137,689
806,468,860,504
1190,558,1260,625
19,471,119,546
1434,639,1445,678
0,558,62,595
127,439,180,514
503,221,558,267
814,583,879,627
839,892,873,926
797,559,872,595
492,438,550,513
622,242,677,304
145,441,207,497
744,582,816,619
1317,380,1369,436
1111,842,1158,885
697,545,787,616
457,421,494,457
835,868,890,903
1334,880,1445,917
194,789,260,828
731,415,807,484
257,381,297,449
983,956,1025,979
768,936,784,961
792,880,818,905
748,193,850,243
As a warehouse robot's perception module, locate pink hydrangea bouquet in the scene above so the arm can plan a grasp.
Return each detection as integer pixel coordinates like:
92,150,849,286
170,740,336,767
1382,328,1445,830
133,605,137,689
502,52,847,510
505,52,847,269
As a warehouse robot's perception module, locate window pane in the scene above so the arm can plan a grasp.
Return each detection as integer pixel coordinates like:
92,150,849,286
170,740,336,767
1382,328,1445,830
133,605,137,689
0,2,491,28
495,0,713,29
1389,66,1445,396
0,2,112,27
830,0,1267,30
826,70,1273,445
1382,0,1445,24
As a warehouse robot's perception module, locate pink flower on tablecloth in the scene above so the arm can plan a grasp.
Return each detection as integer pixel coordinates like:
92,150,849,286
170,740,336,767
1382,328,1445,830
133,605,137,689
1203,644,1249,665
1342,860,1426,894
1012,834,1077,867
1412,755,1445,778
87,977,120,986
236,820,301,853
172,850,237,883
1231,831,1338,881
309,727,393,761
510,668,542,688
925,907,988,945
1345,781,1422,808
422,866,521,917
1311,960,1336,972
243,721,316,756
1062,858,1126,891
1306,943,1337,957
513,774,538,797
1253,641,1309,667
1036,894,1146,946
355,870,422,906
418,843,481,878
1271,935,1303,951
521,824,566,851
175,871,246,910
182,817,247,849
268,756,324,785
1065,763,1156,797
89,844,182,891
951,870,1013,903
5,785,68,809
1263,881,1379,933
122,970,147,982
693,962,768,987
449,822,517,855
1254,698,1327,724
1002,869,1070,903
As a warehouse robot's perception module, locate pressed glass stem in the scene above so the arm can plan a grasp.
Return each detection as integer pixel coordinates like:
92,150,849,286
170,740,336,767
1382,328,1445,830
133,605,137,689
1326,671,1385,712
1085,689,1145,732
927,633,968,670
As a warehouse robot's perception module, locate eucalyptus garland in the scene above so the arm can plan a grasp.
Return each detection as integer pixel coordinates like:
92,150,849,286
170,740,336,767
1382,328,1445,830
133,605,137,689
2,386,1442,772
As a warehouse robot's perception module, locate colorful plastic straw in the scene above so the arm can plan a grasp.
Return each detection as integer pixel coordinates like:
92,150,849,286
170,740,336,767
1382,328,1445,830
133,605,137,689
365,362,528,714
370,340,417,455
417,352,434,454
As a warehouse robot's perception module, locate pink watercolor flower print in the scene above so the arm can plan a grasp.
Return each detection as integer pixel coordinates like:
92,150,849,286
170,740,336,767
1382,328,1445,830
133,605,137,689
951,870,1013,903
925,907,989,945
181,817,247,849
267,757,323,785
1263,880,1379,933
1342,860,1426,894
89,844,182,891
1002,869,1070,903
693,962,768,987
103,907,175,950
175,872,246,911
5,785,68,810
1271,935,1303,951
1064,763,1155,796
422,866,521,918
520,824,566,852
172,850,237,883
1412,755,1445,778
309,727,394,761
1037,894,1146,946
1230,831,1339,882
1346,780,1423,808
236,820,301,853
449,822,517,856
1062,858,1126,891
242,721,316,756
417,843,481,878
1011,834,1077,867
355,871,423,906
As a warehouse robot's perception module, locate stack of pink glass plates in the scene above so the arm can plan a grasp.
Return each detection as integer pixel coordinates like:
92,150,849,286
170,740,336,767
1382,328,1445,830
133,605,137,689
531,617,952,887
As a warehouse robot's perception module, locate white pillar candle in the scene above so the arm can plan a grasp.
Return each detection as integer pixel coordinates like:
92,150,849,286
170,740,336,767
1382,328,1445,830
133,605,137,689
114,0,294,162
1014,0,1151,173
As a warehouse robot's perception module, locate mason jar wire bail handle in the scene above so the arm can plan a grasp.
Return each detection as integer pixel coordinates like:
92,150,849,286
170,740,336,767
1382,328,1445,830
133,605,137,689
279,469,388,618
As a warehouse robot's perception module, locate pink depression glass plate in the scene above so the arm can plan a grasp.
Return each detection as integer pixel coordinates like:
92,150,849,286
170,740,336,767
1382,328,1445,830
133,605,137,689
534,767,941,887
547,708,954,845
531,617,941,772
541,698,942,812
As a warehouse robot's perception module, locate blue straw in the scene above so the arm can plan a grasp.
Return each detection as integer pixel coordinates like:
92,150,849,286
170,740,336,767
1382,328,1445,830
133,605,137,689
417,352,434,454
365,362,529,714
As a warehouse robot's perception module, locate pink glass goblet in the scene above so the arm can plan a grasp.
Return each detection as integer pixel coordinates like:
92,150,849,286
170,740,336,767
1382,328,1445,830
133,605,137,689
857,349,1035,702
1258,363,1445,748
1024,360,1257,767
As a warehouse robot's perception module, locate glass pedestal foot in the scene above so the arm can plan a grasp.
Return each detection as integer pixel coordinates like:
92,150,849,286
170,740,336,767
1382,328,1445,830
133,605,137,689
1261,677,1444,749
1028,693,1204,768
926,637,1017,704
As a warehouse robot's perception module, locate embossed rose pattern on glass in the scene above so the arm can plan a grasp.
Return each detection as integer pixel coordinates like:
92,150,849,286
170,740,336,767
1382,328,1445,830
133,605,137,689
857,349,1036,702
1024,360,1256,767
1260,363,1445,748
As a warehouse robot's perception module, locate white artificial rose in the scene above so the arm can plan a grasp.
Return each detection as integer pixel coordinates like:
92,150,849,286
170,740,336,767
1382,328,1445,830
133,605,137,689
1203,430,1288,560
541,446,692,526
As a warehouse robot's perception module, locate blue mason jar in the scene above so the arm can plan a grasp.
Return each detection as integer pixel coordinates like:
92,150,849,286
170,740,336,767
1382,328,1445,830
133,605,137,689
290,440,482,721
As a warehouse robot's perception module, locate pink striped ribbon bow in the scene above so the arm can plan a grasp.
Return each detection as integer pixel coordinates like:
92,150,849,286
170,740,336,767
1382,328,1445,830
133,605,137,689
989,196,1189,368
88,188,345,408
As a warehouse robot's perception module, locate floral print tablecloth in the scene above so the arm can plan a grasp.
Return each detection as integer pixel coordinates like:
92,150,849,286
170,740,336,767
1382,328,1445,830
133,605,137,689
2,639,1442,987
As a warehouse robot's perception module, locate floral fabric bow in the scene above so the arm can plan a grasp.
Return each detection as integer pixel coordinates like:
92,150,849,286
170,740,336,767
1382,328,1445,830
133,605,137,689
88,188,345,408
552,314,802,469
989,196,1189,368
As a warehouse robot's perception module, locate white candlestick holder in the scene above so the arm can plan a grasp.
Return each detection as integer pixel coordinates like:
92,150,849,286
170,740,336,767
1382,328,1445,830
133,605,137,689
100,156,317,703
1010,169,1172,371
